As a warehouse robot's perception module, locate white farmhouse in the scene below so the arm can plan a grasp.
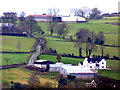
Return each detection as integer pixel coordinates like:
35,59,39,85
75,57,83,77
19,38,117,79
79,58,106,69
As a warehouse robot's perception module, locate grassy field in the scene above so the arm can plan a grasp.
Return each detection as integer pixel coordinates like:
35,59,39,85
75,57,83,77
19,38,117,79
44,35,119,58
98,60,120,80
38,21,119,46
68,23,119,34
40,54,84,65
2,68,58,86
1,53,29,66
89,19,118,24
1,36,35,52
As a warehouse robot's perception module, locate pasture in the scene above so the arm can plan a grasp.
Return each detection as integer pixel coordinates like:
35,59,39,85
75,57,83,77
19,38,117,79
44,35,119,58
98,60,120,80
1,53,29,66
1,36,35,52
2,68,58,86
40,54,84,65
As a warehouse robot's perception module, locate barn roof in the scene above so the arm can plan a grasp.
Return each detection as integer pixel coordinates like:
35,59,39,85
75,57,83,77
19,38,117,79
87,58,102,63
62,66,96,74
34,60,54,64
27,15,54,17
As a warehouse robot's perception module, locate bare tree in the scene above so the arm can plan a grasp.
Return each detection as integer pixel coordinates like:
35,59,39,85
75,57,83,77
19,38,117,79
54,23,68,37
16,41,21,52
71,6,90,17
75,29,99,57
47,8,60,35
47,8,60,16
4,58,10,65
90,8,101,19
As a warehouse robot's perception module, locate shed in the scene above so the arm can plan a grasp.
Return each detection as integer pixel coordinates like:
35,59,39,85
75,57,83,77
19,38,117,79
49,62,72,72
34,60,54,68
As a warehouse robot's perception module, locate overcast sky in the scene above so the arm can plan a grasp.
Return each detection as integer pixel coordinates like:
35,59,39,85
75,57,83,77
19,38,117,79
0,0,119,16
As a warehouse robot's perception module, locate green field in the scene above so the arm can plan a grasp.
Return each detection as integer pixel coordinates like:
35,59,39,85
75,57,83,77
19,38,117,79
1,53,29,65
2,68,58,87
1,36,35,52
43,35,119,58
98,60,120,80
40,54,84,65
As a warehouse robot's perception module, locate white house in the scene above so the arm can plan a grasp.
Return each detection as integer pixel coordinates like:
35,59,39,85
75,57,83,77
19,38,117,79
78,58,106,69
59,66,97,79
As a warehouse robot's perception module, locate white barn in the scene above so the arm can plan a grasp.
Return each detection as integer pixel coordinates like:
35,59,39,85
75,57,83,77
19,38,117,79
49,62,72,72
61,16,86,22
34,60,54,68
59,66,97,79
78,58,106,69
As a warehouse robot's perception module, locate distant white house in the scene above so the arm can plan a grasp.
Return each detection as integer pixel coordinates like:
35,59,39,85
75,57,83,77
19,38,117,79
61,15,86,22
78,58,106,69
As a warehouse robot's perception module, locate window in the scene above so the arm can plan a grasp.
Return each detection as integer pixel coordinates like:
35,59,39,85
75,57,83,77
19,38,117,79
102,66,104,68
90,61,92,64
90,66,92,68
102,62,104,64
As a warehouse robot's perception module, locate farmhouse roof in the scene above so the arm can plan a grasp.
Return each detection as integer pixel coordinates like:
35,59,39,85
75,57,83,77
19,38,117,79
87,58,102,63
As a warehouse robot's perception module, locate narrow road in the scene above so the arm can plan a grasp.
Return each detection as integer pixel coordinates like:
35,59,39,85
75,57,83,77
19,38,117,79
28,45,41,66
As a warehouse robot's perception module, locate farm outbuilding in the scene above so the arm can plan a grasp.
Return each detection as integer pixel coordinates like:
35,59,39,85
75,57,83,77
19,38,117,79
27,15,86,23
49,62,72,72
34,60,54,68
59,66,97,79
61,16,86,23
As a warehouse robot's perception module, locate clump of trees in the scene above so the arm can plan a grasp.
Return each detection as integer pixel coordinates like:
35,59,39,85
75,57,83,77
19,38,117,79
1,12,44,37
75,29,105,57
71,7,102,19
54,23,68,37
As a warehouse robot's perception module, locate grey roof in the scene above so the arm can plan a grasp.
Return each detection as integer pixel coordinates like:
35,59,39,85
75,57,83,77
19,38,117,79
87,58,102,63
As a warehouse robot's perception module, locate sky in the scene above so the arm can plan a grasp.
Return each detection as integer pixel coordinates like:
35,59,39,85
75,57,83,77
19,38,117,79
0,0,119,16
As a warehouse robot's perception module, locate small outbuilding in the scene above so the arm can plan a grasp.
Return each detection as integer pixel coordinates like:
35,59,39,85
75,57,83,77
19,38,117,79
34,60,54,68
49,62,72,72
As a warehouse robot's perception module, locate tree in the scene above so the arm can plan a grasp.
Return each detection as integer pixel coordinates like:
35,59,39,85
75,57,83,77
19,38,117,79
3,12,17,25
75,29,100,57
4,58,10,65
27,73,40,88
54,23,68,37
95,32,105,57
47,8,60,16
56,54,61,62
71,6,90,17
18,16,41,36
90,8,101,19
16,41,21,52
47,8,60,35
